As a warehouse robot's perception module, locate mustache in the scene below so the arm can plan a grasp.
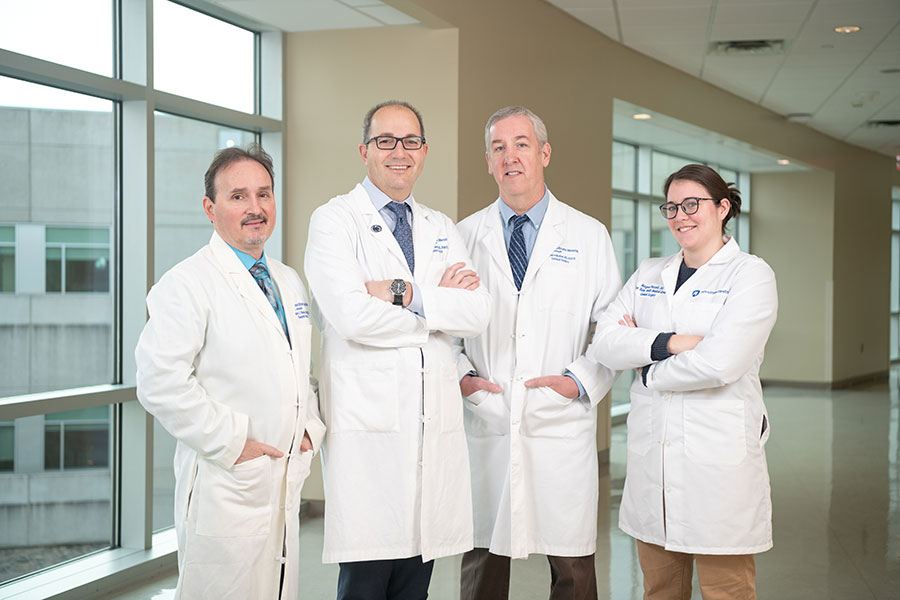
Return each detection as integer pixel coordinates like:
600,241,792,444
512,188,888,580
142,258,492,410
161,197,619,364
241,213,267,225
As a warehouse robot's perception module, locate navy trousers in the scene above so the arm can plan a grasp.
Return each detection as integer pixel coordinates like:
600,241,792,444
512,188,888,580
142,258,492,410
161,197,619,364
337,556,435,600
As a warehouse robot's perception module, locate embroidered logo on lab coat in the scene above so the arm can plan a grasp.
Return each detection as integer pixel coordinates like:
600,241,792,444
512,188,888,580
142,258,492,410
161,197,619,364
550,246,579,263
294,302,309,319
636,283,665,297
691,289,730,298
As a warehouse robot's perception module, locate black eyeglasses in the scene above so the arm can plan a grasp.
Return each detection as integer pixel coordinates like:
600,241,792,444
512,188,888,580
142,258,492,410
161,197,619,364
364,135,426,151
659,197,714,219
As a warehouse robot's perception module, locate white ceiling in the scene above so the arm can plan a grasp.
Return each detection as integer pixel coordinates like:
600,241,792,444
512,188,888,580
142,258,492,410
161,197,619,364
546,0,900,159
206,0,899,160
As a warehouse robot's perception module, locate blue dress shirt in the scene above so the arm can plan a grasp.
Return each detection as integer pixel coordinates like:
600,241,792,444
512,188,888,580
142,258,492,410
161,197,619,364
228,244,290,338
362,177,425,317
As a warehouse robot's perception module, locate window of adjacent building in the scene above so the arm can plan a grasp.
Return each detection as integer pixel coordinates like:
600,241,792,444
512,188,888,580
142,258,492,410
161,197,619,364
0,0,113,77
0,421,13,471
0,225,13,292
43,407,111,470
153,0,255,113
45,227,111,293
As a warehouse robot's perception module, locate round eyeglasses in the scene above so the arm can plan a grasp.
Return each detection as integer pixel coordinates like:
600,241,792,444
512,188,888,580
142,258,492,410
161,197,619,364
364,135,426,151
659,197,714,219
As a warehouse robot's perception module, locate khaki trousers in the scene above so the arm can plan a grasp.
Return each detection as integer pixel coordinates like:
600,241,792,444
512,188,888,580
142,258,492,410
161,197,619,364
635,540,757,600
460,547,597,600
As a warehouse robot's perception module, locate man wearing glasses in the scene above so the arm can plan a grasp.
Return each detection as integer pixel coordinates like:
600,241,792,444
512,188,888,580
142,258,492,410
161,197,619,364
305,101,491,599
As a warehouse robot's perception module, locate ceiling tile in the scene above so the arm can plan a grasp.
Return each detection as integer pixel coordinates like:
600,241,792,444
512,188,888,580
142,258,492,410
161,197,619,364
217,0,382,31
619,6,711,38
710,3,811,42
567,8,620,40
546,0,614,9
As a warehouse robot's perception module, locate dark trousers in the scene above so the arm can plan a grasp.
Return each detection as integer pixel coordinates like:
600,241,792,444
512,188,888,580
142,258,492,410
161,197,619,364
460,547,598,600
338,556,435,600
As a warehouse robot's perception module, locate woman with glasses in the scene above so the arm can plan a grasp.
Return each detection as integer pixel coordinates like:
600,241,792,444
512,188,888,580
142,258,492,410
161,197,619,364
589,164,778,599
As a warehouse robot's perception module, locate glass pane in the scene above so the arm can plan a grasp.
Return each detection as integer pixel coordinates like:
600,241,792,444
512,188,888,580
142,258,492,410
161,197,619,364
611,197,636,282
651,151,693,198
0,78,114,397
0,0,113,77
892,232,899,314
0,422,13,471
64,247,110,292
2,410,112,584
45,406,109,421
46,227,109,244
153,0,255,113
719,167,738,185
650,210,681,258
154,112,255,279
0,246,13,293
0,226,13,243
611,368,634,408
612,141,636,192
62,423,109,469
891,315,898,362
152,113,254,531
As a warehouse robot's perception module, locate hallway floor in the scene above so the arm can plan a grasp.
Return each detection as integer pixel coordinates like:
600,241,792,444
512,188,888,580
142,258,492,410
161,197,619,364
107,369,900,599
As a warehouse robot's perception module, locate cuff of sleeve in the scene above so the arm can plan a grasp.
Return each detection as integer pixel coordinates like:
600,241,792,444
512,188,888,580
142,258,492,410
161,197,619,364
304,416,327,454
650,333,675,362
564,370,586,398
406,283,425,317
457,352,476,381
641,364,651,387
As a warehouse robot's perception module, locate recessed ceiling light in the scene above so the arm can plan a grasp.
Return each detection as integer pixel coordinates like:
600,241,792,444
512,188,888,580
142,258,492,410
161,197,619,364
632,113,652,120
833,25,861,34
777,159,791,165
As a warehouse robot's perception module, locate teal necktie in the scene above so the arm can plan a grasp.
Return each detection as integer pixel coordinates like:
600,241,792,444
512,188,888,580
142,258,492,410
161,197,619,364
249,262,291,345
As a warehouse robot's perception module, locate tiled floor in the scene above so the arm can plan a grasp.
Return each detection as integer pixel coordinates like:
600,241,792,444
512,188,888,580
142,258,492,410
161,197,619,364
106,369,900,599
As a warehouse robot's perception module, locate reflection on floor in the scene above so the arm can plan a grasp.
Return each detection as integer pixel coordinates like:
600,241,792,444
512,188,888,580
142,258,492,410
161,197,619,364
107,369,900,599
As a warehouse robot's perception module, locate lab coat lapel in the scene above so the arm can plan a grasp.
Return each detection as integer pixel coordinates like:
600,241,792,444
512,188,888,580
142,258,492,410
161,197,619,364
353,184,412,277
209,232,287,340
478,201,516,289
410,196,436,281
520,193,564,292
661,252,682,312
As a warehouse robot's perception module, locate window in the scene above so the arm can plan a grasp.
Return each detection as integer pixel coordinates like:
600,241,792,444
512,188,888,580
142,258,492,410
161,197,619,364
45,227,111,293
891,189,900,362
0,225,13,292
44,407,111,470
0,0,280,591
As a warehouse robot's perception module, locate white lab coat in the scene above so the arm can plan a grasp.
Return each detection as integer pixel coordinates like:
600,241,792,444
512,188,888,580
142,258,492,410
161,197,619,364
588,237,777,554
456,193,621,559
304,184,491,563
135,231,326,599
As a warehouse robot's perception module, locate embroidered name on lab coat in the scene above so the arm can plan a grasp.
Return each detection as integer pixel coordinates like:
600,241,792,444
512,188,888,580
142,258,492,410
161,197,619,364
636,283,665,297
432,237,448,254
294,302,309,319
550,247,579,264
691,289,730,298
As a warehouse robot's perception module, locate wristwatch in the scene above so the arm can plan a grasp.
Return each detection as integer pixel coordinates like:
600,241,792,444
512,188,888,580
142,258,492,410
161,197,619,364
390,278,407,306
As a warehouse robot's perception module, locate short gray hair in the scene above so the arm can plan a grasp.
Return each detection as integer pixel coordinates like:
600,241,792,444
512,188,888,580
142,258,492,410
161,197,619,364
484,106,549,151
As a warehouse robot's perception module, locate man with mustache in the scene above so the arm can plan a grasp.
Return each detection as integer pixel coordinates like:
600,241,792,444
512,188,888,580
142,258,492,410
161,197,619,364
136,144,324,599
305,101,491,599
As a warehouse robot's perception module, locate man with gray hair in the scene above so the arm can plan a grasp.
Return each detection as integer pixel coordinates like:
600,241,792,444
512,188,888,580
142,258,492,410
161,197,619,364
455,106,621,599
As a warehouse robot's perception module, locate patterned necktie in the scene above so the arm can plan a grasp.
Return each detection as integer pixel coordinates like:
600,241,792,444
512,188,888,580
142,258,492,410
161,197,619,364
386,202,415,274
249,261,291,344
508,214,530,291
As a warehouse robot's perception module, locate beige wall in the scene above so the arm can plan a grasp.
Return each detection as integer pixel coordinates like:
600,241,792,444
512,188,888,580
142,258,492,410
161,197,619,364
752,170,835,383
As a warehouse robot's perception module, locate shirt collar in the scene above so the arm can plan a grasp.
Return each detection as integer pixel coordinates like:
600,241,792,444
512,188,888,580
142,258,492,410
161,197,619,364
228,244,268,271
363,176,411,212
498,186,550,229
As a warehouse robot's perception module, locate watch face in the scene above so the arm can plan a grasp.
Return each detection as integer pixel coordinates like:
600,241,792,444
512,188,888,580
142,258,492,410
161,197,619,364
390,279,407,295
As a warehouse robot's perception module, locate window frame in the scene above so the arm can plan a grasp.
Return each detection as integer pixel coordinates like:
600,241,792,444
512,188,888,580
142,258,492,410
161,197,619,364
0,0,284,594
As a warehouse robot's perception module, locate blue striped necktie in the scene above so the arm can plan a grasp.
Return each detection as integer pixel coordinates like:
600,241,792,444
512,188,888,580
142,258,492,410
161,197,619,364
386,202,415,274
249,261,291,345
508,214,530,291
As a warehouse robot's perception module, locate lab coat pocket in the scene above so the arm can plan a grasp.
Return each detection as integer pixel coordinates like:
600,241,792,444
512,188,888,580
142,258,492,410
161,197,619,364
464,390,509,436
539,264,579,316
683,397,747,465
329,360,398,433
285,451,314,512
678,301,723,336
524,387,589,439
626,393,653,457
440,364,464,433
195,456,272,537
